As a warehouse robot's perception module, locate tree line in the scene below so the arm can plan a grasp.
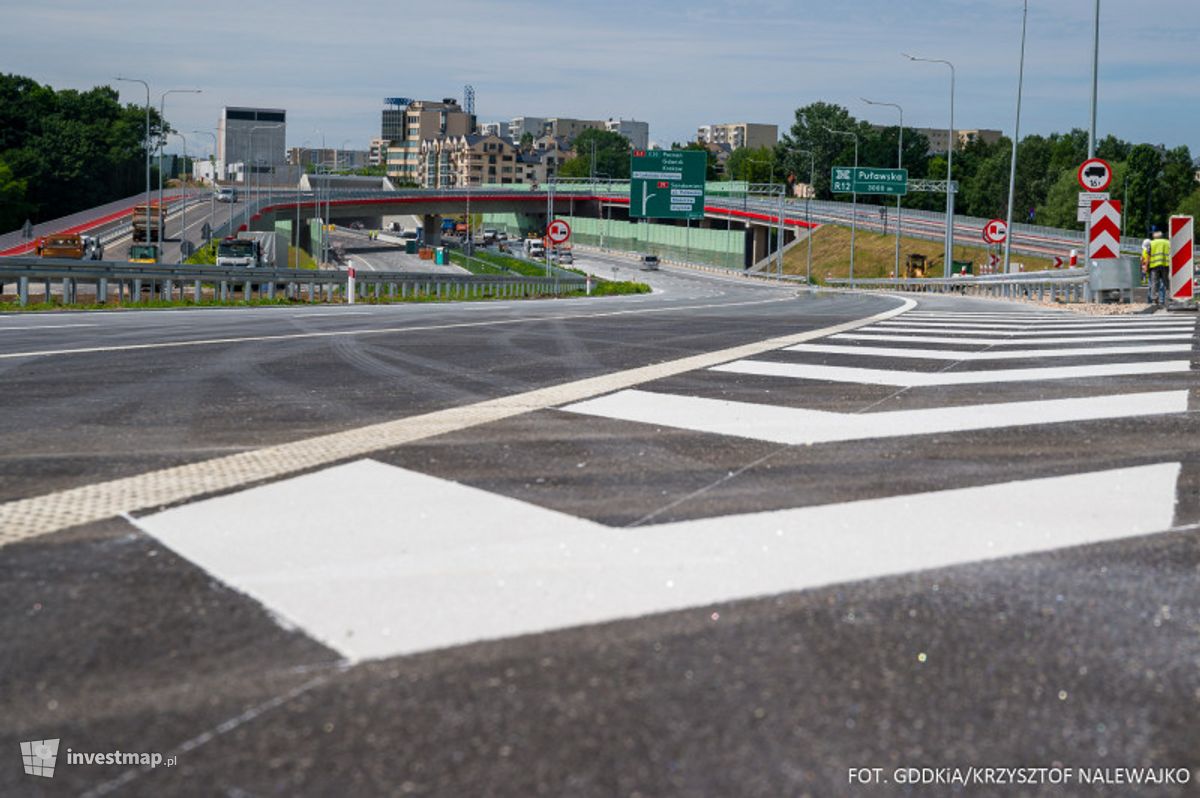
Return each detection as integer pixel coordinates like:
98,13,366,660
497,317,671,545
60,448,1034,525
768,101,1198,238
0,73,165,232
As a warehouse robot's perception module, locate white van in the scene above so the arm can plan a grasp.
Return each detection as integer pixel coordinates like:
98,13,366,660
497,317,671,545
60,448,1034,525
525,238,545,257
639,254,660,271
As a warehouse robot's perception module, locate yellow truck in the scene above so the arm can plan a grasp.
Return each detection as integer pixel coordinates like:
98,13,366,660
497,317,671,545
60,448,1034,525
36,233,85,259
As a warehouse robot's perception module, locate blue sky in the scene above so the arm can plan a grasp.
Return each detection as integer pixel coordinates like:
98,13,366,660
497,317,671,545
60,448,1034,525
3,0,1198,158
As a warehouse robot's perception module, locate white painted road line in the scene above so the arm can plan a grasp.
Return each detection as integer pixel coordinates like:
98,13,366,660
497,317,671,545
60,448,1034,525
786,343,1195,360
862,324,1194,337
0,297,916,545
291,312,371,318
134,459,1181,663
710,359,1191,386
0,323,97,331
560,388,1189,446
0,295,797,361
834,332,1195,346
874,320,1195,331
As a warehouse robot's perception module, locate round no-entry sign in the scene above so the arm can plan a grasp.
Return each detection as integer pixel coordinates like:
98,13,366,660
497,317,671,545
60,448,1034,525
547,219,572,244
982,218,1008,244
1077,158,1112,192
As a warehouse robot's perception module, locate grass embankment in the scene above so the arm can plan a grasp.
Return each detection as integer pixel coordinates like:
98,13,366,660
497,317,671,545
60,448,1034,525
786,226,1053,283
452,249,650,295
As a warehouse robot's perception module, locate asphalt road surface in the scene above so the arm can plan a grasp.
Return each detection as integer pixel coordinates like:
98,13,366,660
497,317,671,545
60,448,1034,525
2,256,1197,797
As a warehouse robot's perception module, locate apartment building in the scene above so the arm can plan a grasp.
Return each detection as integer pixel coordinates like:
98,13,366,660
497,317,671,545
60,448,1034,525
418,134,520,188
385,98,476,184
695,122,777,151
605,118,649,151
508,117,546,142
369,137,388,167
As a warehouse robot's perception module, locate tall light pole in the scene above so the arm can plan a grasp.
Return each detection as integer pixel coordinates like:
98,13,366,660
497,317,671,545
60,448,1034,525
115,77,151,220
158,88,202,251
192,129,217,239
862,98,905,283
793,149,816,288
1089,0,1100,158
825,125,859,286
171,131,189,262
903,53,955,276
1003,0,1029,275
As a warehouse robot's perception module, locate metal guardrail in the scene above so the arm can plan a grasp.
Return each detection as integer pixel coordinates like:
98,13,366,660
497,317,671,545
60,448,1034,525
0,257,586,307
826,269,1094,303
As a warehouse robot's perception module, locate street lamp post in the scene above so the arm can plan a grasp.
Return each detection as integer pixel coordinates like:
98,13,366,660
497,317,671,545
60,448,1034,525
171,132,189,262
192,130,218,239
158,88,202,251
1003,0,1029,275
824,125,859,286
903,53,955,276
862,98,904,283
793,149,816,287
115,77,152,222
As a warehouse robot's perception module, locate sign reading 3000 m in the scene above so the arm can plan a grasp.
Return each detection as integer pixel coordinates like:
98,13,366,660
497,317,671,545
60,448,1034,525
630,150,707,220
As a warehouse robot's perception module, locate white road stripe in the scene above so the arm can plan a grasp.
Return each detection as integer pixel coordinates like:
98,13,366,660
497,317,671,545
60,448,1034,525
0,323,97,331
560,388,1188,446
0,295,795,361
786,343,1194,360
834,332,1195,346
0,297,916,545
874,320,1194,331
134,458,1181,663
711,359,1190,386
861,325,1194,337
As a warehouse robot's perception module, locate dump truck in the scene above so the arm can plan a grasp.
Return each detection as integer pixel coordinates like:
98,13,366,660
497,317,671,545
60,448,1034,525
131,203,165,242
37,233,85,259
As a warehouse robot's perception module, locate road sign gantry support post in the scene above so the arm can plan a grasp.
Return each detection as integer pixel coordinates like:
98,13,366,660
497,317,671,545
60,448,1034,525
825,126,859,287
862,98,904,283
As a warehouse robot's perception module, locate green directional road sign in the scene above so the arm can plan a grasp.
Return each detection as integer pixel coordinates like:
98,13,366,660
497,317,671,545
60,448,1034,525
831,166,908,196
630,150,707,220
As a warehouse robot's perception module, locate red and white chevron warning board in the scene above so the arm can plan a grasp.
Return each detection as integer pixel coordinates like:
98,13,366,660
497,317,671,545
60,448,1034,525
1088,199,1122,260
1169,215,1194,301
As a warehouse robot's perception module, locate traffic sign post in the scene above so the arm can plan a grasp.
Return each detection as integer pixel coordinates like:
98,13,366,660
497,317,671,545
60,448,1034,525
1077,158,1113,192
547,219,571,245
1076,191,1109,223
982,218,1008,245
1169,215,1194,301
630,150,706,220
830,166,908,196
347,263,356,305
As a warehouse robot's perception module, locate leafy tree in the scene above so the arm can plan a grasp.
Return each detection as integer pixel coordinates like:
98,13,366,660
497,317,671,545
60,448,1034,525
558,129,631,179
519,132,534,152
725,146,776,182
777,102,866,200
0,74,163,229
0,158,31,231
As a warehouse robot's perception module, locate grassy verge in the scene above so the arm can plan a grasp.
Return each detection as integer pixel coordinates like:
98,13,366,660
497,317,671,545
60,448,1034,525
452,248,651,295
786,226,1054,283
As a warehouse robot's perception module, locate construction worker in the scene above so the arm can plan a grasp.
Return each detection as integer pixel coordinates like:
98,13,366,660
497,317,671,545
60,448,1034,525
1147,229,1171,306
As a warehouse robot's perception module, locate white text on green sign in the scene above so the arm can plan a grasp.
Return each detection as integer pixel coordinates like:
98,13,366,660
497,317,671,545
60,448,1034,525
831,166,908,196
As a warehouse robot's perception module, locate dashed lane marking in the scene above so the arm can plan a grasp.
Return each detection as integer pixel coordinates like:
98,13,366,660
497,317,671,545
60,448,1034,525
0,297,915,545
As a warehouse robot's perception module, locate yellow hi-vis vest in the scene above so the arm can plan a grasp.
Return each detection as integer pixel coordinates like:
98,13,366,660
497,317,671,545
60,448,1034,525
1149,237,1171,269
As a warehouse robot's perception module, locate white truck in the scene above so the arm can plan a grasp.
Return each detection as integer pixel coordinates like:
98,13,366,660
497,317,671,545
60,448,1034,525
215,232,284,269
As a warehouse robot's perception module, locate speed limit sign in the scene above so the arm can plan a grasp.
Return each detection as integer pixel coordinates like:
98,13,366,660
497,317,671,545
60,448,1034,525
547,219,571,244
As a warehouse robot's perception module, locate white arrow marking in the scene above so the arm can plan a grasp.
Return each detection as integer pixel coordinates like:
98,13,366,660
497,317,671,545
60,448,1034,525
786,343,1194,360
709,359,1190,386
561,389,1187,446
136,458,1181,663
